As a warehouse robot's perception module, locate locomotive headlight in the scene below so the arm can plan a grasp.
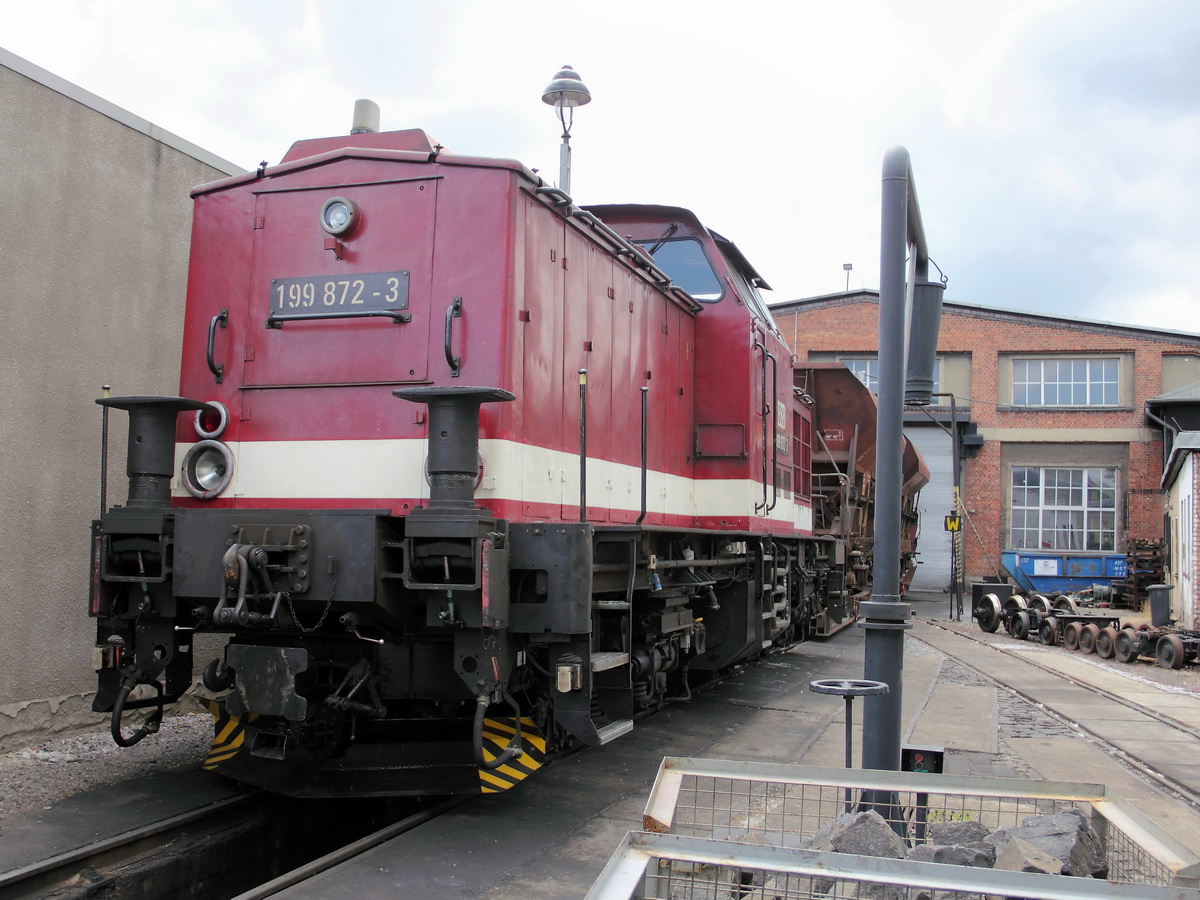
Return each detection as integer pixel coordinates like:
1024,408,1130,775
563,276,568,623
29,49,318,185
319,196,359,236
181,440,234,500
194,401,229,439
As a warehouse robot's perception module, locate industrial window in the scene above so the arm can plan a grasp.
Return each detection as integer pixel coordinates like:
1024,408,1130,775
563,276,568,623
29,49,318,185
1010,466,1118,551
844,358,940,394
1011,357,1118,407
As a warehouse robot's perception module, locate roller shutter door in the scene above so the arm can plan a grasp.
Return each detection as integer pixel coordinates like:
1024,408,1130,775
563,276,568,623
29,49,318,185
906,426,955,593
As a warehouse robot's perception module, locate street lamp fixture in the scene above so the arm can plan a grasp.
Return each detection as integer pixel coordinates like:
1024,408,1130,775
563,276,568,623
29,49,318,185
541,65,592,196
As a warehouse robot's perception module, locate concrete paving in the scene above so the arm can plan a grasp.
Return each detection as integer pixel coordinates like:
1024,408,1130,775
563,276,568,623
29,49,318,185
275,592,1200,898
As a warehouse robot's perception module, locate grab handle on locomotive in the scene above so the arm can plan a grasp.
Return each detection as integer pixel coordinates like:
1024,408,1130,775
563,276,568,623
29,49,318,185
207,308,228,383
444,296,463,376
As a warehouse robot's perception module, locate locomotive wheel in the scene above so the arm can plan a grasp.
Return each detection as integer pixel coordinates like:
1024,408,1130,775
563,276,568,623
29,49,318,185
1011,611,1032,641
1038,618,1058,646
1053,596,1080,615
1004,595,1029,614
1114,628,1139,663
1028,594,1051,616
1095,626,1118,660
1078,623,1100,654
1156,633,1186,670
1062,622,1081,651
975,594,1002,633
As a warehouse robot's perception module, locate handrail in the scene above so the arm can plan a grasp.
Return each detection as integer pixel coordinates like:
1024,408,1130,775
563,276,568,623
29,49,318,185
207,308,228,383
266,309,411,328
444,297,462,376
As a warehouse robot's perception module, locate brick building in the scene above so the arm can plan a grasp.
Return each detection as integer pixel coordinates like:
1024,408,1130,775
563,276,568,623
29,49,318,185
771,290,1200,593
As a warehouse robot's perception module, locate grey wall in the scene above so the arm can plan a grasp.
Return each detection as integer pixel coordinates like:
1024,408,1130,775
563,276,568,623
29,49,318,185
0,50,241,746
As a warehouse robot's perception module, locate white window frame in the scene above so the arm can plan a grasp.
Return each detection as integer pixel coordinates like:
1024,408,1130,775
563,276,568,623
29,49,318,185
1011,357,1119,407
1010,466,1118,552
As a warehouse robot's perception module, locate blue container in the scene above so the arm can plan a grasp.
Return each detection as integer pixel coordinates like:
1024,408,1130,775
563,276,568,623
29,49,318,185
1001,551,1127,595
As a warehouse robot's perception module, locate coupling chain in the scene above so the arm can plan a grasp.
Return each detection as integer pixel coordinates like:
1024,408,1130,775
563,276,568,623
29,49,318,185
285,576,336,633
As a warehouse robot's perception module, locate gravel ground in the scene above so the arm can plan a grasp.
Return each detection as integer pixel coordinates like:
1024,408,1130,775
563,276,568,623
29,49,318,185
0,712,213,821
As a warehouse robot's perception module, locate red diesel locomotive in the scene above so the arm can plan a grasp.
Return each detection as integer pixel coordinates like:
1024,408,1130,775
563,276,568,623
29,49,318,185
90,123,927,796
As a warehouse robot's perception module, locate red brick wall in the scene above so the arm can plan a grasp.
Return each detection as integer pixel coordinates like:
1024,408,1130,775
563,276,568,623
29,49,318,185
772,296,1200,584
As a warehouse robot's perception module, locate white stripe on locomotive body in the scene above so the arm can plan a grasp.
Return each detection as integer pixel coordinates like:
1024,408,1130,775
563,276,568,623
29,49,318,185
172,438,813,531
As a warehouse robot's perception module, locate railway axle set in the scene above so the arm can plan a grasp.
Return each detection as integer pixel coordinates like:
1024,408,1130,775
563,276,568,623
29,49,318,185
973,584,1200,670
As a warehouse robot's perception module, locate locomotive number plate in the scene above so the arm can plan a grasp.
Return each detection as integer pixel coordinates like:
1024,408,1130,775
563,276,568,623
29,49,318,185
270,271,409,317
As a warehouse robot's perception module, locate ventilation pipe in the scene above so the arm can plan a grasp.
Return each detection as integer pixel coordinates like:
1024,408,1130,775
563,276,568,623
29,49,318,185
351,99,380,135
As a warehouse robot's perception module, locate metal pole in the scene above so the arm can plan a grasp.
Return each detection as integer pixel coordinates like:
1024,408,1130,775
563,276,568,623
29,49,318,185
559,133,571,196
637,387,648,526
579,369,587,523
861,147,930,775
99,384,111,515
950,394,964,619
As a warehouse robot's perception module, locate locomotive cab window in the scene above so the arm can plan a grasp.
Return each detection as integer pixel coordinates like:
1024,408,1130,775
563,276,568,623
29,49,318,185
634,238,723,301
722,253,776,328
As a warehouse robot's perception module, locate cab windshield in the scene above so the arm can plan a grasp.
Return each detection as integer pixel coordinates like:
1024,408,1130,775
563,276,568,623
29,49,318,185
635,238,723,301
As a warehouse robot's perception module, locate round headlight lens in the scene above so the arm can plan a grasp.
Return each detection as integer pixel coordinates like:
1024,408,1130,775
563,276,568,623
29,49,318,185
181,440,234,499
194,401,229,439
320,196,359,236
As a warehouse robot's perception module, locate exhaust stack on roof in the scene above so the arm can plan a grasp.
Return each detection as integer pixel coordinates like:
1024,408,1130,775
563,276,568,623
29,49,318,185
351,99,380,135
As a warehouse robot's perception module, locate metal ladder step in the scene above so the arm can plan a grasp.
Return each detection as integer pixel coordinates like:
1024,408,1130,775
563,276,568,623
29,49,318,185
591,651,629,672
595,719,633,745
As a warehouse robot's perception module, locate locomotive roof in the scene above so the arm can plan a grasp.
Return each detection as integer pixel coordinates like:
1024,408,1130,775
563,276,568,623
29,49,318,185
586,204,772,292
189,127,539,198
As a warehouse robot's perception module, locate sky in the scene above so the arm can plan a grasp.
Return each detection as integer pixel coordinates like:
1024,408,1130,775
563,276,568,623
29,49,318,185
5,0,1199,332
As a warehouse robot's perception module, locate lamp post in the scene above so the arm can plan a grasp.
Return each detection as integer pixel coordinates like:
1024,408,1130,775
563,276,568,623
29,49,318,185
843,262,853,291
541,65,592,196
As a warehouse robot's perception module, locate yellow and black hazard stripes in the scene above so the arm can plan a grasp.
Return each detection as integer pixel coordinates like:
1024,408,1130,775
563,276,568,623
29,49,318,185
202,700,256,770
478,716,547,793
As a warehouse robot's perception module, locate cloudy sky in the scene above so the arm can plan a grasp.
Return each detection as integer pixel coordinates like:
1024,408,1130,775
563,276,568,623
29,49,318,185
6,0,1198,331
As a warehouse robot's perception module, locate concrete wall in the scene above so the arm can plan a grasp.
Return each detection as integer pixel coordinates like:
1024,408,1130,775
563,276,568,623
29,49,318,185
0,50,241,747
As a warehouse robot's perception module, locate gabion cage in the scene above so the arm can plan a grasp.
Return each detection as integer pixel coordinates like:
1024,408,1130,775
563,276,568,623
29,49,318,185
587,831,1199,900
586,758,1200,899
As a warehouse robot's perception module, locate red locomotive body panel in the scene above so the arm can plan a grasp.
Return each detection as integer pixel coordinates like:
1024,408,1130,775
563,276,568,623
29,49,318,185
175,135,715,527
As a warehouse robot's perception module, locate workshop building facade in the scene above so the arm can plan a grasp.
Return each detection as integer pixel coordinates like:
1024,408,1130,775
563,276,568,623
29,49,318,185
771,290,1200,594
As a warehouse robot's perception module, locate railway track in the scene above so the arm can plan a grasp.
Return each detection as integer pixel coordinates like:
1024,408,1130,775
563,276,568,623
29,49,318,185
0,791,260,899
0,786,460,900
919,619,1200,810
